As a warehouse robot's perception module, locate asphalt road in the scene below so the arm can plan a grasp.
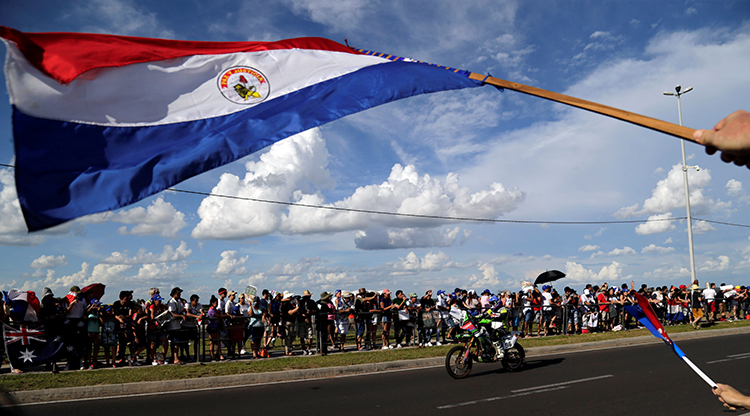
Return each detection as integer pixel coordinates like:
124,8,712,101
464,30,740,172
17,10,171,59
13,333,750,416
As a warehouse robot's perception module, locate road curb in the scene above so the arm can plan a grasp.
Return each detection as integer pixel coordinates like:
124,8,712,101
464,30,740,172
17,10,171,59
10,326,750,404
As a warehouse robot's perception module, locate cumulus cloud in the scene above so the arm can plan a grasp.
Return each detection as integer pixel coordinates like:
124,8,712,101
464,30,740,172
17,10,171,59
0,168,46,246
193,129,524,247
265,258,324,277
693,220,716,234
101,241,192,265
578,245,600,252
30,255,67,269
641,244,676,254
727,179,743,196
564,261,624,283
391,251,452,275
214,250,249,277
355,227,469,250
635,213,677,235
615,164,729,219
608,246,636,256
699,255,729,272
113,197,187,238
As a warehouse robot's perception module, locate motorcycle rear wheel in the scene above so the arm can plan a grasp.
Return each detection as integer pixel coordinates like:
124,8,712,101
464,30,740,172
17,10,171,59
445,345,473,379
501,344,525,372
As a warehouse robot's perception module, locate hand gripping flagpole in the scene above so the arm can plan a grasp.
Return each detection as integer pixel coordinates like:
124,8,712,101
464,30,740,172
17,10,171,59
350,45,696,143
625,292,716,388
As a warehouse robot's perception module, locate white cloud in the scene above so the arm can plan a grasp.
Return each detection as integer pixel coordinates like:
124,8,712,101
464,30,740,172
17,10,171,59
692,220,716,234
113,197,187,238
193,129,524,246
699,255,729,272
641,244,676,254
214,250,249,277
30,255,67,269
616,164,727,219
101,241,192,265
635,213,677,235
608,246,636,256
265,258,323,277
727,179,743,196
192,129,333,240
578,245,600,252
282,0,369,30
391,251,452,275
355,227,469,250
0,168,46,246
70,0,175,38
564,261,623,283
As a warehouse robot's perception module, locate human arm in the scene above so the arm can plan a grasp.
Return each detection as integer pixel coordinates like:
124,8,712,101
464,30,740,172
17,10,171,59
713,383,750,410
694,110,750,168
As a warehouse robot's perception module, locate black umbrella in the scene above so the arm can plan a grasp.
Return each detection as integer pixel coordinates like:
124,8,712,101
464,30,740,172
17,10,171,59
534,270,566,286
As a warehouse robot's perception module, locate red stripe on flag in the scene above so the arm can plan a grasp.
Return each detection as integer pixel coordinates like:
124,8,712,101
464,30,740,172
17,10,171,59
0,26,361,84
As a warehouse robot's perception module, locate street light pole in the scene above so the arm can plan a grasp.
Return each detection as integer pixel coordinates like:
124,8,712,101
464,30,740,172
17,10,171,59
663,85,698,285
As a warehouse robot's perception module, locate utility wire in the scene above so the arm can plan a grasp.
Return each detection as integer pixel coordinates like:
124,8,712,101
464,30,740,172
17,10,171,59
1,163,747,228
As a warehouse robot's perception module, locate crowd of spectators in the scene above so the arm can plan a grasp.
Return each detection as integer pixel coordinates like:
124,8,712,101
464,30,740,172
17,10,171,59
2,279,748,373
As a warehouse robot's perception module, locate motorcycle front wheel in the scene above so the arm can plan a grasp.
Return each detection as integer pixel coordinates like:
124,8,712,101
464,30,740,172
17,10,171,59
445,345,473,379
501,344,525,372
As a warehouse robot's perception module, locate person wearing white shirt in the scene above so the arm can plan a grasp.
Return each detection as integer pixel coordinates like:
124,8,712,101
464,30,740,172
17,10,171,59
703,284,717,323
166,287,186,365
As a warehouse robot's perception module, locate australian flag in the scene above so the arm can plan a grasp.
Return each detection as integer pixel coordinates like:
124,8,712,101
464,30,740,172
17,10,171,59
2,323,64,370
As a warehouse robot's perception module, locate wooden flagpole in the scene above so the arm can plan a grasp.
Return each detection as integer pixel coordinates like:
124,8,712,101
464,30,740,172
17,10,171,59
466,72,697,142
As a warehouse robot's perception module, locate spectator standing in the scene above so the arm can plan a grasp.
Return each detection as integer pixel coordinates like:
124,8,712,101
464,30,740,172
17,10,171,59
112,290,135,366
265,292,282,348
436,290,451,344
166,287,186,365
205,295,225,361
541,285,554,336
391,290,408,348
690,282,704,329
419,290,436,347
85,299,102,369
596,286,611,331
148,294,169,365
316,292,335,356
334,291,353,352
236,294,250,355
354,289,373,350
183,294,203,360
280,291,299,356
247,296,266,358
299,290,318,355
380,289,395,349
703,283,717,323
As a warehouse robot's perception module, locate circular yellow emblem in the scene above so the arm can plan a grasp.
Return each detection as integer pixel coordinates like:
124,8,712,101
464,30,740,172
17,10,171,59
218,67,271,105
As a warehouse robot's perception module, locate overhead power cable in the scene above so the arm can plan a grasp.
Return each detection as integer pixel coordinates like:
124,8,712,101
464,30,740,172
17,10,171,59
0,163,747,228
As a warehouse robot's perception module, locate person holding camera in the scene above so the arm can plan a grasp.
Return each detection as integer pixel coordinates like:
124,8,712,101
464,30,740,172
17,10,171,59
280,291,300,356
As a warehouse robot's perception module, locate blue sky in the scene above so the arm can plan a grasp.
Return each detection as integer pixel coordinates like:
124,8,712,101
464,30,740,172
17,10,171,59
1,0,749,302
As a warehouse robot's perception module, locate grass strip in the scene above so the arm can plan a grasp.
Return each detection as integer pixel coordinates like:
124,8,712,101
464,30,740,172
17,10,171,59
3,320,748,392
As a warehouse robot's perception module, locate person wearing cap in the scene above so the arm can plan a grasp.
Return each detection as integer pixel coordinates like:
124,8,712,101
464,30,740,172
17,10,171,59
182,294,203,360
435,290,450,345
333,290,353,352
148,293,169,365
391,290,408,348
264,291,282,349
316,292,335,355
379,289,395,349
480,289,492,311
112,290,135,366
280,291,300,356
206,295,226,361
217,288,228,311
418,290,436,347
689,281,705,329
298,290,318,355
403,292,420,346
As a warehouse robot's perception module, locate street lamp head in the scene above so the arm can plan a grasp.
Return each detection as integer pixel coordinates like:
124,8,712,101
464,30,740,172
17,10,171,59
675,85,681,93
683,86,693,94
663,91,674,96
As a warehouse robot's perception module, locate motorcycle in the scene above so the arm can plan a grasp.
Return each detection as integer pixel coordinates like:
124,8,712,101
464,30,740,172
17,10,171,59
445,308,525,379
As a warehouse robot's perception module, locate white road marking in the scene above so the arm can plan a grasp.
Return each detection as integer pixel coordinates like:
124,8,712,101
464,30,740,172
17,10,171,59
437,386,569,409
437,374,614,409
707,352,750,364
511,374,614,393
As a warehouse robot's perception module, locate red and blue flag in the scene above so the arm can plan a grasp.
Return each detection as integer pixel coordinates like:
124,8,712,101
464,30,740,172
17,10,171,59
0,27,484,231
